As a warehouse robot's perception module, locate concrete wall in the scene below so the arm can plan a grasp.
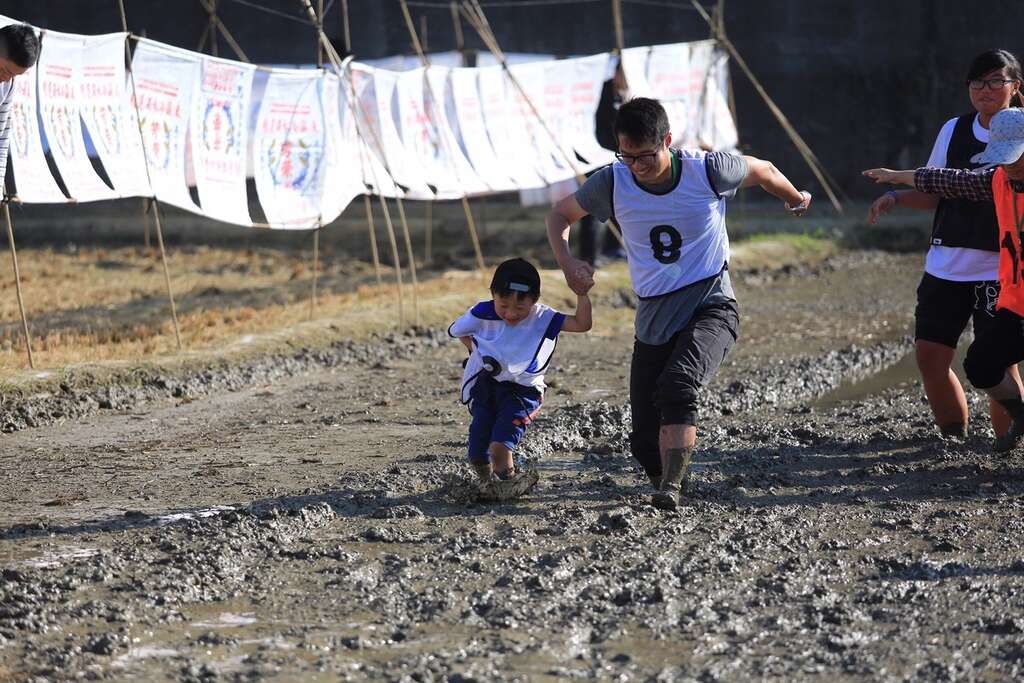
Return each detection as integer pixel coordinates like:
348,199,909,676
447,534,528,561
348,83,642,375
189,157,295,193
7,1,1024,198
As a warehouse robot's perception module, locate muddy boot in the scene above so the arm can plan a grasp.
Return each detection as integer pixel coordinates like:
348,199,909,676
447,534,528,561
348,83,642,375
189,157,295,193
994,398,1024,453
651,447,692,510
487,469,539,502
647,472,661,489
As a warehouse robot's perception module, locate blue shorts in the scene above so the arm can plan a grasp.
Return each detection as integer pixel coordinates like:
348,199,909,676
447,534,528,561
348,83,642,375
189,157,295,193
467,377,543,463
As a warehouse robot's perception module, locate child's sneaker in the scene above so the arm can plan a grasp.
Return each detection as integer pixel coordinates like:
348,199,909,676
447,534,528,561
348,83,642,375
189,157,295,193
482,469,539,501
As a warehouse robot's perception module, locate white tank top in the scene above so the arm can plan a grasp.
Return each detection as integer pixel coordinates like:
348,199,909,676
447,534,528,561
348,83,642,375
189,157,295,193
611,150,730,298
448,301,565,404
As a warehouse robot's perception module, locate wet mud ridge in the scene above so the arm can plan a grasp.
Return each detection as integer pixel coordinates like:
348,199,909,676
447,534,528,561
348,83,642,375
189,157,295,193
5,253,1024,680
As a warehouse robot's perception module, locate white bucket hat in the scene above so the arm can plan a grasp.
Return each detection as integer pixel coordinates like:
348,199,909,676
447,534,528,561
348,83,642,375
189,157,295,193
971,107,1024,165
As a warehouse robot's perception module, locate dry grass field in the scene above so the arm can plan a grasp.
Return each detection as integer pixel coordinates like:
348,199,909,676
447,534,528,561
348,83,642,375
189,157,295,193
0,232,837,385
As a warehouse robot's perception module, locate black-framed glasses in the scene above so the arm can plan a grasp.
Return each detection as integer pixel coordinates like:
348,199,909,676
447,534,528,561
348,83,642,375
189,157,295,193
615,149,661,166
968,78,1017,91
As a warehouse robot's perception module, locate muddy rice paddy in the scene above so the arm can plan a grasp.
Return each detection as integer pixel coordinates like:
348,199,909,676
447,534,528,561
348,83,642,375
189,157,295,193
3,251,1024,682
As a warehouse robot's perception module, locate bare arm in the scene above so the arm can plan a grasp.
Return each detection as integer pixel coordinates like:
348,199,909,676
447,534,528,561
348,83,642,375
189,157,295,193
740,156,810,215
862,168,916,187
546,194,595,295
560,294,592,333
458,336,472,353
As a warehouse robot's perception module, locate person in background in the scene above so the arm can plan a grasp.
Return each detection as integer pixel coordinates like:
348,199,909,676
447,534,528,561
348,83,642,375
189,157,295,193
0,23,40,191
867,49,1024,440
579,61,629,266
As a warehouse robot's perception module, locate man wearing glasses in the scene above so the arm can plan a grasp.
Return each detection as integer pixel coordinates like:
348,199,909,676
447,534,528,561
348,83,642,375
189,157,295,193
546,97,810,510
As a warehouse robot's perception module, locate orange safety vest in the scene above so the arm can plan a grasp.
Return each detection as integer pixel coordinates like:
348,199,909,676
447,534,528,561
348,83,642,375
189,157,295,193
990,167,1024,317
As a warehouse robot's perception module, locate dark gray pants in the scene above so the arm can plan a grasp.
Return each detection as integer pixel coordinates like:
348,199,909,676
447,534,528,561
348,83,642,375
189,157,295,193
628,302,739,479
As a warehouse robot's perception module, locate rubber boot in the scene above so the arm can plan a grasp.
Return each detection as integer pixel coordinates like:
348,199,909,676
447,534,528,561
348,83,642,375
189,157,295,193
994,398,1024,453
651,447,693,510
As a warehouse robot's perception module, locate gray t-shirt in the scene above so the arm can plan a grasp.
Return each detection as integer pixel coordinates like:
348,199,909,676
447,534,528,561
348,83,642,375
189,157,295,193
575,150,747,345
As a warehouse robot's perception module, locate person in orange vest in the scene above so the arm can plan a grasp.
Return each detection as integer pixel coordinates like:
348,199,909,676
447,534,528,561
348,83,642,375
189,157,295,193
864,106,1024,453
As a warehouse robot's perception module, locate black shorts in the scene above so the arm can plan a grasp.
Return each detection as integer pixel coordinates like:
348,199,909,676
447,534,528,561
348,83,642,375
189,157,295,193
914,272,1001,348
964,309,1024,389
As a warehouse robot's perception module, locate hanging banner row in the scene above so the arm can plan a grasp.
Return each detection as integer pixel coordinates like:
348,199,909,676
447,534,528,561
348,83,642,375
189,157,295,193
0,16,738,230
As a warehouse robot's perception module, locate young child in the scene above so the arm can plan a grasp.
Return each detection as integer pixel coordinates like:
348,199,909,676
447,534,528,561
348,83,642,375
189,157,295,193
448,257,592,499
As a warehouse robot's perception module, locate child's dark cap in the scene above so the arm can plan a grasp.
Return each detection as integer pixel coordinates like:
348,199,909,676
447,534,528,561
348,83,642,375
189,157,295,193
490,258,541,299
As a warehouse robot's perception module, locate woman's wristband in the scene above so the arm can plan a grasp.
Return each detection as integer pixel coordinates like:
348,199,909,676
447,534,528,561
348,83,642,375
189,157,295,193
886,190,899,205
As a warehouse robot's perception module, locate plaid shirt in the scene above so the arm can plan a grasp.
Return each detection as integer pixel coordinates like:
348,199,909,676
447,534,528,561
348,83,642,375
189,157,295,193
913,166,996,202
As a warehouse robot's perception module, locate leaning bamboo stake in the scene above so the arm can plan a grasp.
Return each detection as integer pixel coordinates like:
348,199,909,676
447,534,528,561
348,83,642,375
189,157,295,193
3,202,35,369
612,0,625,52
310,228,320,318
142,198,151,250
308,0,325,320
400,0,487,277
392,197,420,325
149,201,183,349
364,195,383,285
118,0,183,349
689,0,844,213
424,199,433,264
341,0,351,53
297,0,408,325
198,0,250,63
338,0,384,289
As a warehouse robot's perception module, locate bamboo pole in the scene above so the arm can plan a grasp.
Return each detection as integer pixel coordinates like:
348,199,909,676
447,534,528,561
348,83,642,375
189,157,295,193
208,0,219,56
689,0,844,213
142,198,151,250
310,228,320,318
399,0,487,277
196,22,211,53
150,201,183,349
392,197,420,325
4,203,35,369
612,0,624,52
198,0,250,63
297,0,408,325
118,0,184,349
309,0,325,320
424,199,433,264
450,2,465,60
341,0,351,53
364,195,383,285
378,197,406,326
